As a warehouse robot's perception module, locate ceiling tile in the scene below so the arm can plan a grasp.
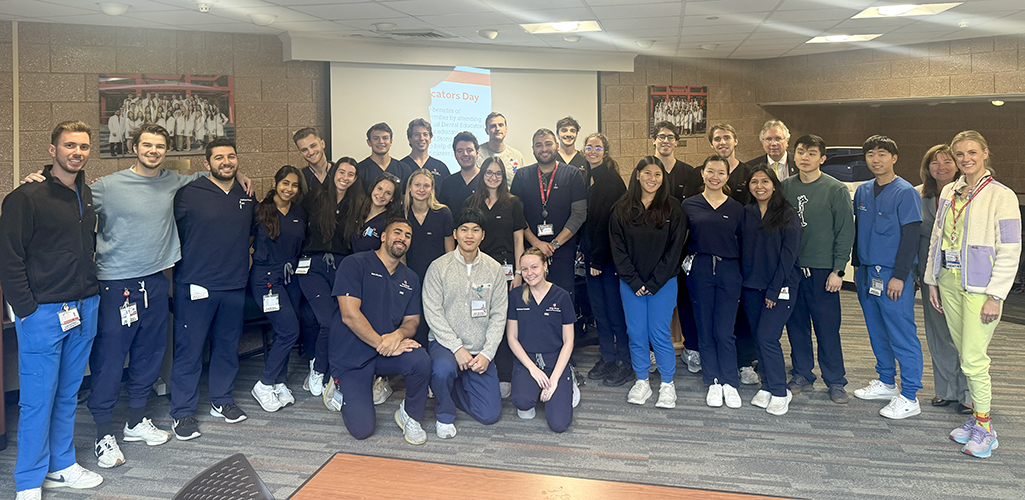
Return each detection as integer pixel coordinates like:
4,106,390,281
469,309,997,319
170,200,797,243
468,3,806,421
590,2,680,19
289,2,407,20
684,0,774,17
385,0,494,16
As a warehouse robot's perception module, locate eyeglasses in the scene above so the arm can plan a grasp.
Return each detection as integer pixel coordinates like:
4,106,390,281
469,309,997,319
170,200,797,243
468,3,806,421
656,134,677,142
762,136,786,144
483,171,503,178
584,146,604,152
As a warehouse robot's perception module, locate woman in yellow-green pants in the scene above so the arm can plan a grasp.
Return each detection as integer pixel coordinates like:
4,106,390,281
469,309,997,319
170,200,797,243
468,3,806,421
924,130,1021,459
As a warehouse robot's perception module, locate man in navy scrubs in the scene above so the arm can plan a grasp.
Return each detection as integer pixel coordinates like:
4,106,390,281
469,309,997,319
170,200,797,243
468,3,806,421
169,138,255,441
357,122,413,194
293,127,330,192
437,131,481,210
400,118,450,181
326,218,432,445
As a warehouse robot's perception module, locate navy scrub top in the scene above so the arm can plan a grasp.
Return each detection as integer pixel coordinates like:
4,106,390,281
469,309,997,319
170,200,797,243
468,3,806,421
406,206,453,282
174,177,255,290
510,162,586,243
507,284,575,353
351,210,390,254
472,196,527,267
681,194,745,259
251,204,307,281
437,170,481,211
740,204,802,297
401,155,450,182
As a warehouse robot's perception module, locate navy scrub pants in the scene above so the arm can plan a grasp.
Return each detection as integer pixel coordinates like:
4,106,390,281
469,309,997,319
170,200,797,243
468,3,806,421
676,270,699,351
88,272,170,426
586,261,630,364
785,268,847,387
511,350,573,433
546,244,576,302
334,349,431,440
13,295,99,492
429,341,501,426
249,267,302,386
297,252,342,376
742,285,797,397
297,295,319,361
169,284,245,419
687,254,742,387
856,265,923,400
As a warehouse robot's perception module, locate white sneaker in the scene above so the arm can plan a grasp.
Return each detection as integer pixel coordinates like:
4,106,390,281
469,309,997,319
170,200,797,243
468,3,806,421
517,407,536,419
373,376,393,405
627,379,652,405
683,349,701,373
94,435,125,469
751,390,771,409
766,390,793,416
303,358,314,391
252,381,282,412
723,384,742,408
15,488,41,500
879,395,921,419
571,370,581,408
706,383,723,407
655,382,677,409
499,381,512,399
323,379,343,412
123,417,171,446
854,379,899,400
740,366,760,385
394,400,427,445
306,363,325,397
649,351,658,373
436,421,457,439
42,463,103,489
274,383,295,407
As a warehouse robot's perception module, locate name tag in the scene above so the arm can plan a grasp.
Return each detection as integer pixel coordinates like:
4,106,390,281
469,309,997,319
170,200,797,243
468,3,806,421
263,292,280,313
296,258,312,275
869,278,884,296
190,284,209,301
59,305,81,332
502,263,514,280
537,223,554,237
471,299,487,318
681,254,694,275
944,250,961,270
778,287,790,301
120,302,139,327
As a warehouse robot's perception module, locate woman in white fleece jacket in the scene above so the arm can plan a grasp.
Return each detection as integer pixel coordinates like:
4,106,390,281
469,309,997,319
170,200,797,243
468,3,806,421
924,130,1021,459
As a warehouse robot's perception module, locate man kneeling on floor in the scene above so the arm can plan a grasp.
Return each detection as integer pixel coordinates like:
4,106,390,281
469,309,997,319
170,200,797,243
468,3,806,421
423,207,508,438
325,217,432,444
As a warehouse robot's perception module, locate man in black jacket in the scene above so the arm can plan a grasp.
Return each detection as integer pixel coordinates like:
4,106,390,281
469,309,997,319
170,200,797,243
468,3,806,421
0,121,105,499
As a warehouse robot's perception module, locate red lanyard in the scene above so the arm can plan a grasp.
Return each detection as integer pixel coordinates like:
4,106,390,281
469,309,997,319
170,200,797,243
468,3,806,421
537,163,559,209
949,175,992,243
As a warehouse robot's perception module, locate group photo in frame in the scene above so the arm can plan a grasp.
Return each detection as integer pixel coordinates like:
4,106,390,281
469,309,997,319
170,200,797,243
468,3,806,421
648,85,708,139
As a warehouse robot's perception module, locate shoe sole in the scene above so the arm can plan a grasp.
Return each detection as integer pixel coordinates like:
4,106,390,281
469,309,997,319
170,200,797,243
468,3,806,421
855,393,899,400
209,408,248,423
252,389,282,412
950,434,970,445
880,407,921,419
830,395,851,404
173,429,201,441
97,457,125,469
654,399,676,409
962,438,998,458
602,375,633,387
725,401,742,409
393,411,426,445
124,435,171,446
42,476,104,489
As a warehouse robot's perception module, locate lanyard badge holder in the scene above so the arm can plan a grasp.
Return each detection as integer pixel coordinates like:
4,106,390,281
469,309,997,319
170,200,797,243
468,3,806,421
537,165,558,237
502,261,514,280
59,303,82,332
296,257,312,275
869,267,884,296
470,283,489,318
263,283,280,313
120,288,139,327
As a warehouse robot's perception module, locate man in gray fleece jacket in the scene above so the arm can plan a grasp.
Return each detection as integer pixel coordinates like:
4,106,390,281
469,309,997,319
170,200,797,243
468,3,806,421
423,208,508,439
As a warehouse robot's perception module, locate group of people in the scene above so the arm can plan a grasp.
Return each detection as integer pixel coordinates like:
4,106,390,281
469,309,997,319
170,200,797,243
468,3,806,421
651,97,706,136
105,92,229,156
0,110,1019,500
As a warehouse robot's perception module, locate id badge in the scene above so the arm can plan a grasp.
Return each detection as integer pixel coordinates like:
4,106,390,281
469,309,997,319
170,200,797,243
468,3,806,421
59,305,81,332
296,257,312,275
471,299,487,318
120,302,139,327
681,254,694,275
944,250,961,270
189,284,209,301
502,263,514,280
263,292,280,313
869,278,884,296
537,223,554,237
778,287,790,301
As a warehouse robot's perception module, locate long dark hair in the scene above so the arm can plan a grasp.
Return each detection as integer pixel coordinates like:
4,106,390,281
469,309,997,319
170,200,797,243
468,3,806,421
614,156,672,228
356,172,403,227
257,165,306,241
746,163,795,234
312,157,364,244
466,157,513,211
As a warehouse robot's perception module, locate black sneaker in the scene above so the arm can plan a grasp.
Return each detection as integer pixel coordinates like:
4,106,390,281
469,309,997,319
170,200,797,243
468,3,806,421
787,375,813,395
828,384,850,404
602,360,634,387
210,403,248,423
587,359,615,380
172,415,201,441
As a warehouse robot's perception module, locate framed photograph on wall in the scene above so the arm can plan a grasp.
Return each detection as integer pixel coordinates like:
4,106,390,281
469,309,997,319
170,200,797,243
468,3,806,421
98,74,235,158
649,85,708,138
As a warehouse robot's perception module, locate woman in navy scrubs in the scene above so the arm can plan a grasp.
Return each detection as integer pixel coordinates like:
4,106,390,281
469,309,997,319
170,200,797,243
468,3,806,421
298,158,364,397
609,156,686,408
250,166,308,412
682,154,745,409
740,165,801,415
352,172,402,253
405,168,455,346
506,248,576,432
464,157,528,398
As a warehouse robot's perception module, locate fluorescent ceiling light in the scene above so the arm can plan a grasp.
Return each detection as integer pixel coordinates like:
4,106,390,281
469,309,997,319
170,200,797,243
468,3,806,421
520,21,601,34
807,34,882,43
852,3,961,19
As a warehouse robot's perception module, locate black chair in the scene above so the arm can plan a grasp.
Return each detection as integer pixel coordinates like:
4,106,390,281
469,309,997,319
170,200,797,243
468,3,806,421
172,453,274,500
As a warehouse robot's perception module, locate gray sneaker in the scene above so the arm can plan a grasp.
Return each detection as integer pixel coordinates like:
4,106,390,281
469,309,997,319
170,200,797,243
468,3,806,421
828,385,850,404
787,375,813,395
950,416,976,444
394,400,427,445
962,425,998,458
683,349,701,373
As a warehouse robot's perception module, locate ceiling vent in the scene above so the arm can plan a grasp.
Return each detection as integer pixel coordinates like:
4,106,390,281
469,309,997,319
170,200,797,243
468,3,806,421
388,30,453,39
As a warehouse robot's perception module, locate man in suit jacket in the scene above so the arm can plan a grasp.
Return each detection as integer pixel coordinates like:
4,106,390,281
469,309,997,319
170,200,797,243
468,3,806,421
748,120,798,181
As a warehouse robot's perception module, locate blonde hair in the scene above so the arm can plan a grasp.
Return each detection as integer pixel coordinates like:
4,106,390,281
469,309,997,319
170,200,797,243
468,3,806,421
950,130,993,172
520,247,548,305
404,168,445,213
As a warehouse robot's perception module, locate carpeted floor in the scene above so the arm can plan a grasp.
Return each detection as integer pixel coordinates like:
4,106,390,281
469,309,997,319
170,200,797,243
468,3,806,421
2,290,1023,500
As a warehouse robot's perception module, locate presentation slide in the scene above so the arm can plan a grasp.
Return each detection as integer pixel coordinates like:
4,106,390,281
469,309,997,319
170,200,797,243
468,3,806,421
330,62,599,174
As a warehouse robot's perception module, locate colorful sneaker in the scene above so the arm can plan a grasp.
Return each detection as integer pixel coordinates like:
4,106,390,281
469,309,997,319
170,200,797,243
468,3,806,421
252,381,282,412
706,383,723,407
372,376,393,405
172,415,201,441
210,403,248,423
42,463,103,489
627,379,652,405
723,384,742,409
655,381,676,409
94,435,125,469
323,379,343,412
394,400,427,445
436,421,457,439
517,407,536,419
854,379,899,400
766,390,793,416
15,488,41,500
274,383,295,407
950,416,976,444
751,390,771,409
879,395,921,419
740,366,760,385
962,425,998,458
683,349,701,374
123,418,171,446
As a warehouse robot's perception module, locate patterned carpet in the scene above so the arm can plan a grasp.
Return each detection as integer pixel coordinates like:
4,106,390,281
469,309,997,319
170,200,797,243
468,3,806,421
2,290,1023,500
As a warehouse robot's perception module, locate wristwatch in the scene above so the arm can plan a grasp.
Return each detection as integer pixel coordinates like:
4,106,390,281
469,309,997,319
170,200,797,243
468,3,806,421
834,270,845,278
990,295,1003,302
551,239,561,249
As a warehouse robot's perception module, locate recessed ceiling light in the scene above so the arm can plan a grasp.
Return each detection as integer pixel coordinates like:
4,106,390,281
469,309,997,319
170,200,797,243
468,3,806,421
249,14,276,26
373,22,396,31
698,43,718,51
958,19,969,28
97,2,130,16
520,21,601,34
852,3,961,19
478,29,498,40
563,35,581,42
636,40,655,49
807,34,882,43
991,100,1005,106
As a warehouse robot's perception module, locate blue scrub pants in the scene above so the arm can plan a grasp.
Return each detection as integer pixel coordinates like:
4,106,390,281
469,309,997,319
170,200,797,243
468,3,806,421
249,268,302,386
511,351,573,433
170,285,245,419
675,272,699,351
88,272,169,426
620,277,678,381
546,245,576,302
429,341,501,426
856,265,923,400
742,286,796,397
297,295,319,361
687,255,741,387
14,295,99,492
297,252,342,376
586,261,629,364
786,268,847,387
335,349,431,440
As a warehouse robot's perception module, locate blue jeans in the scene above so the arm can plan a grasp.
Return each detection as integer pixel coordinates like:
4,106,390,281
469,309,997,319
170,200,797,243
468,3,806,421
620,277,678,381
